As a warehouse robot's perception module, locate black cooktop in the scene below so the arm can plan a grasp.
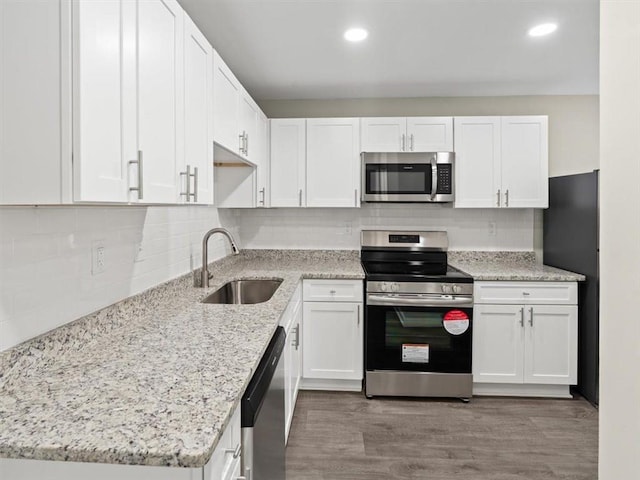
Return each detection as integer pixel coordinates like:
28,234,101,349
362,263,474,284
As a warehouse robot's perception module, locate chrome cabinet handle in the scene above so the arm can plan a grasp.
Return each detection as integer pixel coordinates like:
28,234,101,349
401,134,406,151
259,187,265,206
129,150,143,199
529,307,534,327
430,154,438,200
294,325,300,350
505,189,510,207
298,189,302,207
520,307,524,327
239,132,245,154
225,443,241,459
192,166,198,203
329,289,336,294
357,304,360,326
496,189,501,207
180,165,192,202
245,133,249,156
354,188,358,206
522,292,530,296
410,133,414,151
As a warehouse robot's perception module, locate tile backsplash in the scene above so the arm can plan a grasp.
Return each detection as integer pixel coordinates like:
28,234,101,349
224,204,535,251
0,206,237,351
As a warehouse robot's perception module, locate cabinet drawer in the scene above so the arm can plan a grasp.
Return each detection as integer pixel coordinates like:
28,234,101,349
303,279,363,302
474,282,577,305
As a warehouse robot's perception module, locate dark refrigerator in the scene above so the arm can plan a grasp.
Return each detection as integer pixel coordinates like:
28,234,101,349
543,171,599,406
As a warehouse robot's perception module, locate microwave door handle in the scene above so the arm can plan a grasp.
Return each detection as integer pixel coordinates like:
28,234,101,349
430,155,438,200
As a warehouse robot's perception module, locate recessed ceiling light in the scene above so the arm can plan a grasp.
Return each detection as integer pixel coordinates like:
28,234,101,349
344,28,368,42
528,23,558,37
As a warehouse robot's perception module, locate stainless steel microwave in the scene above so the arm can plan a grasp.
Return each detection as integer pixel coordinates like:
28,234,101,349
361,152,455,203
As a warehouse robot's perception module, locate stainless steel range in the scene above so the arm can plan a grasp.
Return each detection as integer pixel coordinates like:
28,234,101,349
361,230,473,400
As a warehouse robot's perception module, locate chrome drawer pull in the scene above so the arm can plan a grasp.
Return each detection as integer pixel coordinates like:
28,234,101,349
225,443,241,459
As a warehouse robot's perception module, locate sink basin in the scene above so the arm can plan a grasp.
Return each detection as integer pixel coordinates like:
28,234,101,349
202,279,283,305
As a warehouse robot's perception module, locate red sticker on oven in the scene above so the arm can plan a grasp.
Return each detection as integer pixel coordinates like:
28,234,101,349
443,310,470,335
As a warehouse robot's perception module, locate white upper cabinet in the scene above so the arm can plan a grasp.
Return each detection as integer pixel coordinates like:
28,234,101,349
361,117,453,152
255,112,270,207
270,119,306,207
1,0,71,204
501,116,549,208
406,117,454,152
360,117,406,152
183,14,213,204
137,0,184,204
306,118,361,207
72,0,132,203
212,50,263,166
213,50,241,155
453,117,502,208
454,116,548,208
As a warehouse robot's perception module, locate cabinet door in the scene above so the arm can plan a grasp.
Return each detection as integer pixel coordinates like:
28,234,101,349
1,0,71,205
283,324,293,442
183,15,213,204
213,51,240,154
302,302,362,381
291,301,303,404
306,118,360,207
72,0,133,203
406,117,454,151
255,112,270,207
501,116,549,208
138,0,184,203
524,305,578,385
239,93,258,164
473,304,524,383
360,117,406,152
270,119,306,207
453,117,502,208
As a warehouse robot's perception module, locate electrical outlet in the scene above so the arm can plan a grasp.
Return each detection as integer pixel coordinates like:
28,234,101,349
92,240,106,275
134,242,144,263
488,222,497,237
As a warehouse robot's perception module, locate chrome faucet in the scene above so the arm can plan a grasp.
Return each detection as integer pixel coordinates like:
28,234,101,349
201,227,240,288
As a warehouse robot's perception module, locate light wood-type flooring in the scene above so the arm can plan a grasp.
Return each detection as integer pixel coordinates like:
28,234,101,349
286,391,597,480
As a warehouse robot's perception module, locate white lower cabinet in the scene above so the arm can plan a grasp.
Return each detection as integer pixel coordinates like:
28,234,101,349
301,280,363,391
473,282,578,398
281,283,303,443
0,406,241,480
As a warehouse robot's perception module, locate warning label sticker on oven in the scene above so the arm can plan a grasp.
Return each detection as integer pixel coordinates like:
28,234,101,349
443,310,470,335
402,344,429,363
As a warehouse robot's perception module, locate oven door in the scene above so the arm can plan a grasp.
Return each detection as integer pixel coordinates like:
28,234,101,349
365,299,472,374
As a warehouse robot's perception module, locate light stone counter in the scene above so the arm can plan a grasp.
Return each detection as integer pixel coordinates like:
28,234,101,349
0,250,364,468
449,252,586,282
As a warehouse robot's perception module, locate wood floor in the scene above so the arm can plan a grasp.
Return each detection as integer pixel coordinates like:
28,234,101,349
286,391,598,480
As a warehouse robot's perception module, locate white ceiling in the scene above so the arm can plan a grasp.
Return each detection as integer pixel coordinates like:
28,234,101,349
180,0,599,101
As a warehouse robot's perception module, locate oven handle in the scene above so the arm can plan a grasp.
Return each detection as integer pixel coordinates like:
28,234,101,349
367,293,473,308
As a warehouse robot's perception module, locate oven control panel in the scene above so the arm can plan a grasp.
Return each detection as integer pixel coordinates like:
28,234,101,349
441,284,463,294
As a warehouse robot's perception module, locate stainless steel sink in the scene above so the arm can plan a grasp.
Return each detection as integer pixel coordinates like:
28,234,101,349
202,279,283,305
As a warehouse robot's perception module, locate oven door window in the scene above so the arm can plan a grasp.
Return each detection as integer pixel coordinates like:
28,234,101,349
366,164,431,195
366,305,472,373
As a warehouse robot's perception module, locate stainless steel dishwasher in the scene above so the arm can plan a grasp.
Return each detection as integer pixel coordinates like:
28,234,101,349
241,327,286,480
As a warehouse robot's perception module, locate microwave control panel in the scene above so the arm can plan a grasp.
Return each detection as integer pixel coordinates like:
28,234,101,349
436,165,453,194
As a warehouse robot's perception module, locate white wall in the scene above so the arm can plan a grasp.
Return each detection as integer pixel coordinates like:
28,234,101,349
598,1,640,478
0,206,238,351
226,205,535,251
259,95,599,178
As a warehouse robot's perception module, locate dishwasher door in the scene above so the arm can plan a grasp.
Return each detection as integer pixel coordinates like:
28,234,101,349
241,327,286,480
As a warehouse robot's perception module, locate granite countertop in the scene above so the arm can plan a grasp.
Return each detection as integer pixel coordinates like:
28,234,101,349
0,250,364,468
449,252,586,282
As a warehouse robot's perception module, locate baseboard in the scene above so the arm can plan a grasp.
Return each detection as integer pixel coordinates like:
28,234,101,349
473,383,572,398
300,378,363,392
